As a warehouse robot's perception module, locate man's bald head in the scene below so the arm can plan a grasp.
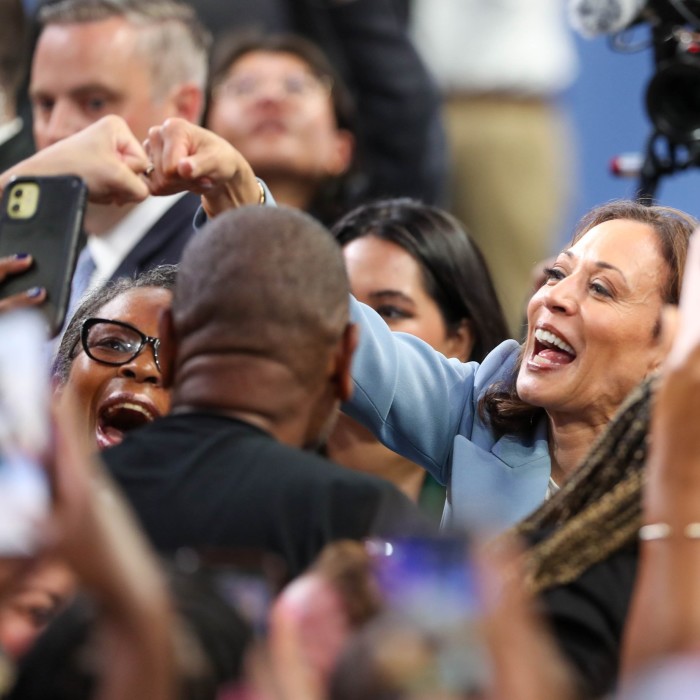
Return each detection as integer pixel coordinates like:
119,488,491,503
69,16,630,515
173,206,350,385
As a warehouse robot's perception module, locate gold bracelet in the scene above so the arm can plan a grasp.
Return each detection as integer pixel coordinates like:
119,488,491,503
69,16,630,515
639,522,700,540
257,179,266,205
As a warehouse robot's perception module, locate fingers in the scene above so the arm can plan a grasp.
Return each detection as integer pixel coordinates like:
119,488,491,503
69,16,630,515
144,118,242,196
0,287,46,313
0,254,46,312
667,230,700,370
0,253,34,283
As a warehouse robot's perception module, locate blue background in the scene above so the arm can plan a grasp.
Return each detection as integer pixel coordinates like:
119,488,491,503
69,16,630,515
561,27,700,247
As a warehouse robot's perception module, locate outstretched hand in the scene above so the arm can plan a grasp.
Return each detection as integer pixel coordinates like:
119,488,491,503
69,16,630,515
645,231,700,517
0,115,151,205
144,117,261,218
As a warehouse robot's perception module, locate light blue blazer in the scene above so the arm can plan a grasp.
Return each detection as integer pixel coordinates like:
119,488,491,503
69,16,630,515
343,296,551,532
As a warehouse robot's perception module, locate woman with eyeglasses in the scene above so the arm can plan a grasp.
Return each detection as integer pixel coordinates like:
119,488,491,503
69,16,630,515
53,265,176,451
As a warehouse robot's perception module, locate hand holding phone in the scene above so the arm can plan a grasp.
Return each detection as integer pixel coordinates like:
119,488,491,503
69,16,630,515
0,254,46,310
0,176,87,337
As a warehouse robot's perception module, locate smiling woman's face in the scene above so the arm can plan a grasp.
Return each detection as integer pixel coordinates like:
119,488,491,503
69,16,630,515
517,218,669,424
59,286,172,451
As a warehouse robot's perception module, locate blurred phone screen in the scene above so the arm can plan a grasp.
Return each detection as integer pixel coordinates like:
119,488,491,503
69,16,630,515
0,310,51,556
367,536,491,695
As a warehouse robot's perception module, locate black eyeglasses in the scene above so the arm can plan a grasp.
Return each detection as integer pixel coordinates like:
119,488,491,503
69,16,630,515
80,318,161,372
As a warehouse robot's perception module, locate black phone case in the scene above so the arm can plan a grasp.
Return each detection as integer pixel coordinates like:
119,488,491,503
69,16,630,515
0,175,87,337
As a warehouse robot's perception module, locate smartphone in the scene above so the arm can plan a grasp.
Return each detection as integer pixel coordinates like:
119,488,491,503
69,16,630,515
367,536,491,695
0,176,87,337
0,310,51,557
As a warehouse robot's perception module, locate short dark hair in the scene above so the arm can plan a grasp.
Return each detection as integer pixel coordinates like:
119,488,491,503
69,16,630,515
173,205,349,387
332,198,509,363
53,264,178,384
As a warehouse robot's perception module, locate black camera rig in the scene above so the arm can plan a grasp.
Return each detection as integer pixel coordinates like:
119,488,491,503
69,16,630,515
628,0,700,200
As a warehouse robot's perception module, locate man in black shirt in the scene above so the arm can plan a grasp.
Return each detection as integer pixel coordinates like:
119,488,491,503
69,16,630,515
102,205,430,578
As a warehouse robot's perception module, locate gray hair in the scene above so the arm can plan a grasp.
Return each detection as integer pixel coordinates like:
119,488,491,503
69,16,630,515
53,264,178,384
39,0,211,97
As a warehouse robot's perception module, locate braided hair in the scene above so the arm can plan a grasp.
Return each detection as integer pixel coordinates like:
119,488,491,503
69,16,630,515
514,375,656,593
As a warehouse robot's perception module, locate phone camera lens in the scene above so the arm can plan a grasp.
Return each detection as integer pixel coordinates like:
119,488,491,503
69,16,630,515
14,189,23,198
11,203,20,213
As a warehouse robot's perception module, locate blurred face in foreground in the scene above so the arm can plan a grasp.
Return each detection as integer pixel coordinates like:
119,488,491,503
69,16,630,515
0,559,75,660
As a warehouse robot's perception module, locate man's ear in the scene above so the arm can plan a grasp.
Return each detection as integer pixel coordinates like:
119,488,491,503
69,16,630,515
333,322,358,402
170,83,205,124
157,308,177,389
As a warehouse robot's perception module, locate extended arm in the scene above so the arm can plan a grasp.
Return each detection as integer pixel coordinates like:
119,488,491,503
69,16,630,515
621,232,700,675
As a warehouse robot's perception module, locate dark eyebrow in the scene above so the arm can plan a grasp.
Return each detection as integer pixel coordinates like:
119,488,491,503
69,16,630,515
561,249,628,283
367,290,414,304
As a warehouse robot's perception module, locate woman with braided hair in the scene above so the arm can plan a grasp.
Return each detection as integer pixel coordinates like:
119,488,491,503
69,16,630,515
513,376,654,699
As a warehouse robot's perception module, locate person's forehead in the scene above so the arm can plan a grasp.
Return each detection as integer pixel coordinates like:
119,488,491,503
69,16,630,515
569,218,660,262
97,287,172,321
33,16,150,81
229,50,318,76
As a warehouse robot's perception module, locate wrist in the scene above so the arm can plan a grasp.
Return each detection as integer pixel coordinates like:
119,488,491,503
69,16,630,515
639,522,700,541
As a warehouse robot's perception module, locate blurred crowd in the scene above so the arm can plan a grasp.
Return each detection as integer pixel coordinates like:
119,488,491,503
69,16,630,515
0,2,700,700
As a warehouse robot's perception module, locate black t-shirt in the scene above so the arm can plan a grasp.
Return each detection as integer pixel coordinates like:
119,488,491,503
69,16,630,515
534,535,639,699
102,412,432,578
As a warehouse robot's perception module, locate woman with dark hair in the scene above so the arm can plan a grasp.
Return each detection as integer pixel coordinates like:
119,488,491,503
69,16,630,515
328,198,508,509
205,31,357,225
342,200,696,531
333,198,508,363
54,265,177,451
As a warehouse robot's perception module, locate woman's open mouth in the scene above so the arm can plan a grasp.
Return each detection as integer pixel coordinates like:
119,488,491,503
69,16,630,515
96,395,161,450
530,327,577,367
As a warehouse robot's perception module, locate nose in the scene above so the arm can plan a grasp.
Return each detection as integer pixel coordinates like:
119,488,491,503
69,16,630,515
540,275,580,315
252,79,291,104
36,100,87,148
117,346,161,385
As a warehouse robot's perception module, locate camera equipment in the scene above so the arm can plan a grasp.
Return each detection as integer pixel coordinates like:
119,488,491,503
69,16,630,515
571,0,700,199
622,1,700,200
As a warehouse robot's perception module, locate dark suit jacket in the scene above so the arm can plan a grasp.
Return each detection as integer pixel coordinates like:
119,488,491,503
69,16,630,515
0,122,35,175
109,192,201,281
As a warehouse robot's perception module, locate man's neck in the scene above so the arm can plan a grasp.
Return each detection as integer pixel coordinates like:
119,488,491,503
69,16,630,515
169,354,323,450
85,199,140,236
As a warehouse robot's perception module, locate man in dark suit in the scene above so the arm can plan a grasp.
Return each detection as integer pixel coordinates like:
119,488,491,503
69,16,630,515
0,0,35,174
101,205,430,578
28,0,211,296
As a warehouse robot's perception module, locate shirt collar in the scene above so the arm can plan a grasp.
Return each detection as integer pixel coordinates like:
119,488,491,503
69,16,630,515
87,192,186,289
